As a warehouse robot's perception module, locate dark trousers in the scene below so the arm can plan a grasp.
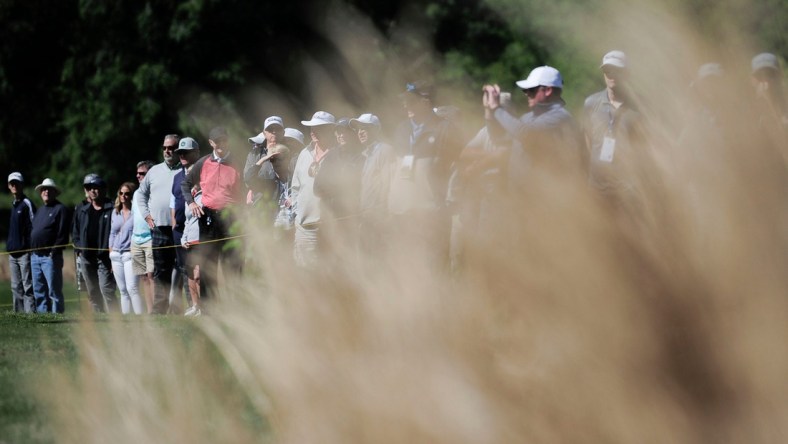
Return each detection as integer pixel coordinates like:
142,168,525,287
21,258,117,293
151,226,175,314
80,253,115,313
196,208,240,301
171,228,191,310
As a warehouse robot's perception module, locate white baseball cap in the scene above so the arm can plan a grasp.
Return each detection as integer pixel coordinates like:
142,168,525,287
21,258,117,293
751,52,780,73
697,62,724,80
349,113,381,130
515,66,563,90
7,172,23,183
600,50,627,69
264,116,284,130
248,132,266,145
301,111,336,127
284,128,305,146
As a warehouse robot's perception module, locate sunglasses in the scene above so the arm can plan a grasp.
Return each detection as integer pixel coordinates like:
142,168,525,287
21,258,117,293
84,185,101,191
136,171,147,177
523,86,545,97
118,191,132,196
602,67,625,76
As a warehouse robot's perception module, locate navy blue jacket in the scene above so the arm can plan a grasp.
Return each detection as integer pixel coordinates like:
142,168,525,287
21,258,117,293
31,200,71,254
172,168,187,231
7,196,36,254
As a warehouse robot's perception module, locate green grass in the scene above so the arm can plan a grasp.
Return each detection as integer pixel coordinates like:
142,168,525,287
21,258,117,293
0,281,104,443
0,311,80,443
0,281,269,443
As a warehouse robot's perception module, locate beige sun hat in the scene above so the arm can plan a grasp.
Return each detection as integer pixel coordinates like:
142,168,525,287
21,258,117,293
35,178,60,194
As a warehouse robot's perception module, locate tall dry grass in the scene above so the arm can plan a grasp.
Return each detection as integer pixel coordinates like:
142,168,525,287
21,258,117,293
39,1,787,443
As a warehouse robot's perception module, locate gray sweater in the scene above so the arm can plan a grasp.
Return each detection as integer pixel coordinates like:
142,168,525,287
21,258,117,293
136,161,181,227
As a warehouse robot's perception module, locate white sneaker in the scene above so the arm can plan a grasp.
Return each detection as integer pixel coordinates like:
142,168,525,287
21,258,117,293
184,305,201,317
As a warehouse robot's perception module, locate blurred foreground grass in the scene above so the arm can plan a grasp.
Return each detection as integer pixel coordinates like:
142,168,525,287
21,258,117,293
0,281,269,444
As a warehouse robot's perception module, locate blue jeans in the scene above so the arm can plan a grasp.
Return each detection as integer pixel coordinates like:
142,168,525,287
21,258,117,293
9,253,34,313
32,251,65,313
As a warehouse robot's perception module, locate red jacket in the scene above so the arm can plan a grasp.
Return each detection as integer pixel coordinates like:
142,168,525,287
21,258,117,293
182,153,241,211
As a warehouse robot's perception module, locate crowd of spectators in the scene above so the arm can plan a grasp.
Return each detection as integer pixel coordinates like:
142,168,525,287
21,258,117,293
5,50,785,315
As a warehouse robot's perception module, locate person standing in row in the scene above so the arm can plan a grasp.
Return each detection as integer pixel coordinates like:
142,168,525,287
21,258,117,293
182,126,243,301
389,81,463,271
137,134,182,314
30,178,70,313
245,116,285,206
313,117,365,258
109,182,143,315
6,172,36,313
583,50,645,198
484,66,584,188
171,137,201,311
290,111,336,268
751,52,787,130
351,113,394,244
251,143,293,226
181,184,202,317
131,160,155,313
73,174,116,313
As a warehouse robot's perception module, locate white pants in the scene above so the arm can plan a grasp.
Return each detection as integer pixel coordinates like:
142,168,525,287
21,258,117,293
293,224,319,268
110,250,143,314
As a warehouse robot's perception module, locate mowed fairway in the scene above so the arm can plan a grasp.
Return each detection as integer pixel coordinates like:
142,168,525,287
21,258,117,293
0,283,81,444
0,282,269,444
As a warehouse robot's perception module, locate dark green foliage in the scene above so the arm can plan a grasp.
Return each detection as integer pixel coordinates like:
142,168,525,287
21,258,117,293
0,0,784,208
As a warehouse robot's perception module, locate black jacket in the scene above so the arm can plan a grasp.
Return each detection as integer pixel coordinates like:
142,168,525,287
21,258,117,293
72,199,114,256
393,113,463,206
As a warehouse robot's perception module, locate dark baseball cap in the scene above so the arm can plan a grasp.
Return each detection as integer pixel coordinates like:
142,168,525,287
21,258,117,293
208,126,229,141
402,80,434,99
83,173,106,188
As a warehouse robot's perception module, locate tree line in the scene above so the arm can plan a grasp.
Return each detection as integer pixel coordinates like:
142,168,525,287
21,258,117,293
0,0,783,208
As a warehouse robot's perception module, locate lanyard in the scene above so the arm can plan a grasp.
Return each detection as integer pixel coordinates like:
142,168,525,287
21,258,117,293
607,104,616,136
